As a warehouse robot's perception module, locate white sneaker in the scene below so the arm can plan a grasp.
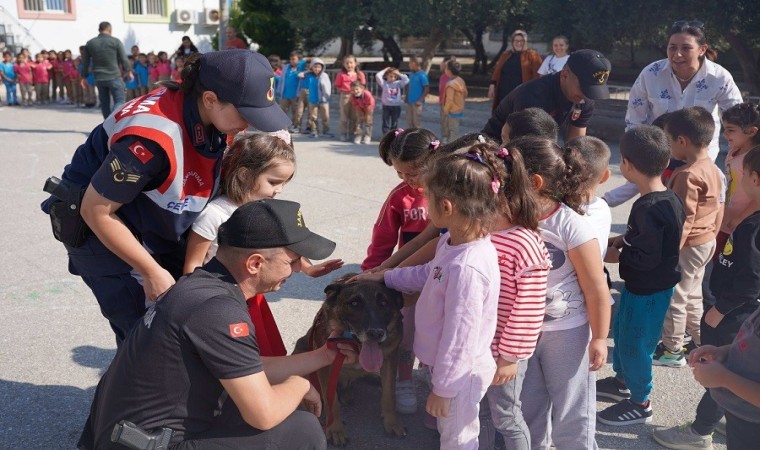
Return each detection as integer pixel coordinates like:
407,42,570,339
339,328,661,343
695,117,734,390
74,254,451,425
395,380,417,414
362,136,372,145
353,136,361,144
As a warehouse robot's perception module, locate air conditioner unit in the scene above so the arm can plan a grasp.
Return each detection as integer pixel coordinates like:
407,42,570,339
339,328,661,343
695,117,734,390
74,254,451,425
204,9,220,25
175,9,194,25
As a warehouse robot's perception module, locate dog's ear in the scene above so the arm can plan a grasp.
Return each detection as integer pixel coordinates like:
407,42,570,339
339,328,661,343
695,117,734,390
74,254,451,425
324,282,344,307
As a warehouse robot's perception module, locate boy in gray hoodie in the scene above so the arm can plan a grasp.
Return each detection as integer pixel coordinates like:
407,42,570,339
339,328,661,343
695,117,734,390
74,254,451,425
300,58,332,137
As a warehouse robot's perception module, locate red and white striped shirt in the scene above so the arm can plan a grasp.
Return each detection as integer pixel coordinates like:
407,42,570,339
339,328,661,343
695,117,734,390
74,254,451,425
490,227,551,362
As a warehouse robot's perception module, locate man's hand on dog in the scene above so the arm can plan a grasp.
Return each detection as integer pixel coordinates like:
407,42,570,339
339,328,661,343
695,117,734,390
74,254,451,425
321,330,359,365
301,383,322,417
302,257,345,278
492,357,518,385
348,270,389,284
426,392,451,418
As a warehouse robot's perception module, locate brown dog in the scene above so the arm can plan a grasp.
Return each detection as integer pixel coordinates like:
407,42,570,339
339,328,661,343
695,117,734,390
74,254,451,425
295,274,407,445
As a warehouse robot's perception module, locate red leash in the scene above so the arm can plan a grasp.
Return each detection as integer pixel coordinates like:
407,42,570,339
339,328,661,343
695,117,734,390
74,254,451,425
307,328,359,429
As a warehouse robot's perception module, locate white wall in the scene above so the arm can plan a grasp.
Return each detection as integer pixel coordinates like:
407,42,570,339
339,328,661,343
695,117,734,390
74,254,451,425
0,0,223,56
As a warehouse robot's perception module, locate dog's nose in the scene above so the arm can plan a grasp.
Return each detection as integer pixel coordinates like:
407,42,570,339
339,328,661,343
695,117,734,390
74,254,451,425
366,328,386,341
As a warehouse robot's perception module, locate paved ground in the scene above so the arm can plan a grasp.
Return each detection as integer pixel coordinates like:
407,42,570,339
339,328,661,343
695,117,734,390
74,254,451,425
0,98,727,449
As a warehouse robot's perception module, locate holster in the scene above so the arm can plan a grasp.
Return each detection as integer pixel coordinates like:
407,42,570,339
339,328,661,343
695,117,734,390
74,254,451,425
43,176,91,247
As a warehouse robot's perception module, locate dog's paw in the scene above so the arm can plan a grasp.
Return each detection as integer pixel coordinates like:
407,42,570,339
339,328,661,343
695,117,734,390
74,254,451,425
325,423,349,446
383,415,407,438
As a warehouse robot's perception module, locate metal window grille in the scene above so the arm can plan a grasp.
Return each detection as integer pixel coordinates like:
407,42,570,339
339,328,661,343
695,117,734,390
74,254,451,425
128,0,165,16
23,0,70,13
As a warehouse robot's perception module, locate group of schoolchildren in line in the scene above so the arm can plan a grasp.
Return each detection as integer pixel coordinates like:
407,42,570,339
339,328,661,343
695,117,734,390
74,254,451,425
0,44,187,107
268,51,468,145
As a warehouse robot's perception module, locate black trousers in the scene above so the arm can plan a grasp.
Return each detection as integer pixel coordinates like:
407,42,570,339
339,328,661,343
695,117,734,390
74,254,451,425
382,105,401,134
691,303,758,435
725,411,760,450
172,410,326,450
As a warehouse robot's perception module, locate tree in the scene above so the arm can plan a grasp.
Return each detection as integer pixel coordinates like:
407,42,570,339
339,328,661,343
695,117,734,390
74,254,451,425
234,0,297,57
459,0,528,74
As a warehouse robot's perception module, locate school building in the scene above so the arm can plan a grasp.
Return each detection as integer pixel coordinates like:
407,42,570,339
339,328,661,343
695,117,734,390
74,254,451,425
0,0,233,55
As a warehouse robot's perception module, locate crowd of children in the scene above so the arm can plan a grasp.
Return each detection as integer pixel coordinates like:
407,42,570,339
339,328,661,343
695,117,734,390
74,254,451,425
0,45,188,107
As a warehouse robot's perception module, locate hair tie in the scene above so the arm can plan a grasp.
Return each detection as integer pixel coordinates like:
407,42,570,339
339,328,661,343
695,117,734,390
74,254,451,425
394,128,404,137
477,134,486,143
491,177,501,195
496,148,512,160
429,140,440,150
465,152,486,165
270,129,292,145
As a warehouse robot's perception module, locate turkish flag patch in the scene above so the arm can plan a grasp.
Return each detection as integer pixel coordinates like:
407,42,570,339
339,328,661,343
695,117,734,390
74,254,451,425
229,322,250,338
129,141,154,164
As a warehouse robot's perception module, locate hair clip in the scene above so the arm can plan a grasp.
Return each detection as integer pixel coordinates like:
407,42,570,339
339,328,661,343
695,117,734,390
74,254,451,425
477,134,486,143
270,129,292,145
496,148,511,160
465,152,485,164
394,128,405,137
429,140,440,150
491,177,501,195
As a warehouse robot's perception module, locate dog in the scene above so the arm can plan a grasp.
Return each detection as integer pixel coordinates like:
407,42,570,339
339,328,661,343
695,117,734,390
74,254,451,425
294,273,407,446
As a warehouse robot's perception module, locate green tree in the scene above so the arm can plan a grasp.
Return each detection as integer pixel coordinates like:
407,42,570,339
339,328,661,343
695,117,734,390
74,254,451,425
237,0,296,58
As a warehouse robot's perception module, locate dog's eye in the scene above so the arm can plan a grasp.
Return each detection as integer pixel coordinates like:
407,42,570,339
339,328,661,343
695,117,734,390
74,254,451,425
379,300,387,307
350,300,360,307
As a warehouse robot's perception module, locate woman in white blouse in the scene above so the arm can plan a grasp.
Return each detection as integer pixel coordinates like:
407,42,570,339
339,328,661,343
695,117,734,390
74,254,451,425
538,35,570,76
604,20,743,206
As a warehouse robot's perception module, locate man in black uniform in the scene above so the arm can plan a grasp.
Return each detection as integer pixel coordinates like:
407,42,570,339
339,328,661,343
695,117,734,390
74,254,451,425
482,49,612,142
80,199,353,449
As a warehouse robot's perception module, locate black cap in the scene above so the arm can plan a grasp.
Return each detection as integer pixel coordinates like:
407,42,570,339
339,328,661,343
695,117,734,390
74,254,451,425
199,49,290,132
566,49,611,100
218,199,336,260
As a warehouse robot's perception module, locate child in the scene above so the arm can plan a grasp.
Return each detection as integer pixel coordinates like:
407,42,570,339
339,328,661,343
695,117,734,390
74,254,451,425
356,145,506,448
125,55,139,101
268,54,282,102
31,53,52,104
278,51,307,133
61,50,77,105
442,60,467,143
52,51,66,103
654,106,724,367
14,53,34,106
301,58,331,138
517,136,611,449
134,53,149,96
171,55,184,83
501,107,559,145
67,54,84,107
184,132,343,356
334,55,366,141
376,66,409,134
716,103,760,261
405,55,429,128
349,81,375,144
685,148,760,447
537,35,570,76
0,51,18,106
156,51,171,82
361,127,438,415
597,126,686,426
483,142,551,450
147,52,159,88
653,137,760,450
438,57,454,141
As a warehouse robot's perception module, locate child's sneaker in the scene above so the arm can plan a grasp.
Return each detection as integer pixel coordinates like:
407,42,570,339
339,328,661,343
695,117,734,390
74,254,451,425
652,423,713,449
395,379,417,414
653,342,687,367
683,340,699,356
353,135,361,144
597,399,653,426
362,136,372,145
715,417,726,436
341,133,350,142
596,376,631,402
310,131,318,138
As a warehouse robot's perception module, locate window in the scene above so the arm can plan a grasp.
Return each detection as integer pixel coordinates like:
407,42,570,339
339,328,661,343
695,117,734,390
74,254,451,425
17,0,76,19
123,0,169,23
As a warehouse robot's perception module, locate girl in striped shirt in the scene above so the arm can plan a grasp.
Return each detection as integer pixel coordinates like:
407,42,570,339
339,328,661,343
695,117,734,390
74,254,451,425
484,143,550,450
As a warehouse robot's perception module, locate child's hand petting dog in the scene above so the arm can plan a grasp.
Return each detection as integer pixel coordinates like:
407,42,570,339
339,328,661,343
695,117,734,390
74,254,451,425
426,392,451,418
347,270,388,284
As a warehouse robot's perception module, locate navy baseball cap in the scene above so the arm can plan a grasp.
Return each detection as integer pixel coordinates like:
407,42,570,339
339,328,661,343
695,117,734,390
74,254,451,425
199,49,290,132
218,199,336,260
566,49,611,101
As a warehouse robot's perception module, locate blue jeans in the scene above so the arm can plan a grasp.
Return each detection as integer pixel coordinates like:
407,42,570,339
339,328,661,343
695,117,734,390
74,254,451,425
612,286,673,403
96,77,126,119
3,81,17,104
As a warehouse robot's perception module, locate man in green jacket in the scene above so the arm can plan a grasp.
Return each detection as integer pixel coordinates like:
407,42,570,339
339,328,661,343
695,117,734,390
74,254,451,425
82,21,134,118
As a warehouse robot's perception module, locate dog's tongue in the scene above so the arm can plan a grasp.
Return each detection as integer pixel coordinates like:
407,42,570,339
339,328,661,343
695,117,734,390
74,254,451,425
359,341,383,372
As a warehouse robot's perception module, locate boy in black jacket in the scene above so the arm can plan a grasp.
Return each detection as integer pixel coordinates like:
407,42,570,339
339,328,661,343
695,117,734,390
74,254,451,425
597,126,686,426
654,145,760,449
